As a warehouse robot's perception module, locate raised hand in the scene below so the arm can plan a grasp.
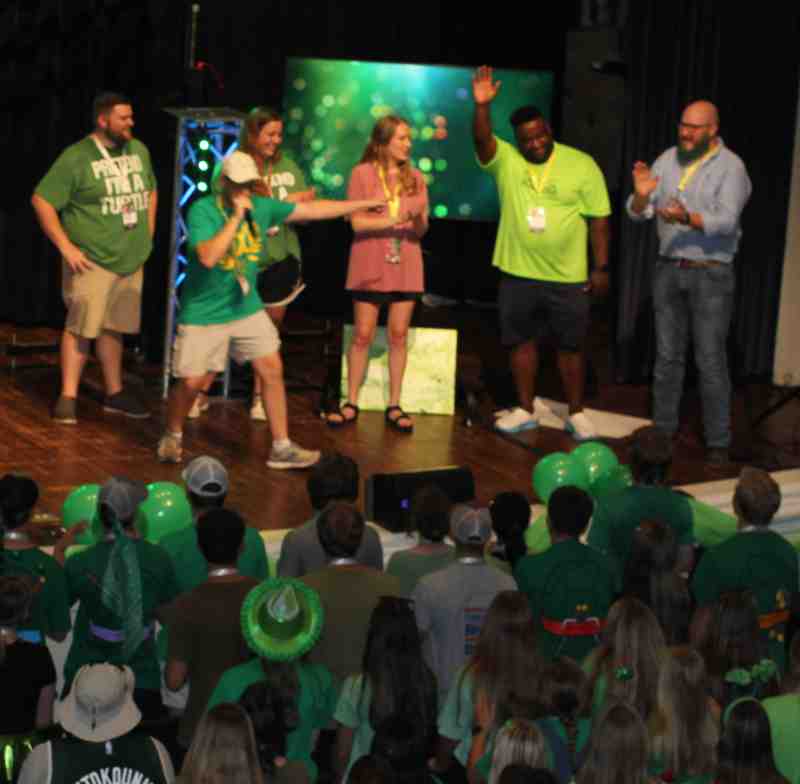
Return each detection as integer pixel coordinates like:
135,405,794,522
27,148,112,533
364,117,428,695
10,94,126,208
472,65,501,105
632,161,659,199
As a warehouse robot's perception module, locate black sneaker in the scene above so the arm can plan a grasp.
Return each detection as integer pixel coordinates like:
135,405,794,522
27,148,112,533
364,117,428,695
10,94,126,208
53,396,78,424
103,390,150,419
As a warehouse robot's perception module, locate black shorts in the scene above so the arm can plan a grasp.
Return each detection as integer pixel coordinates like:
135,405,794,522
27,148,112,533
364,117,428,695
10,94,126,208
351,290,421,306
498,272,590,351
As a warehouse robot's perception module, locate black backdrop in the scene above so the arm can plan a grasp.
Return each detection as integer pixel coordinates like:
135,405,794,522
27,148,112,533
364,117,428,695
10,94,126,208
1,0,798,381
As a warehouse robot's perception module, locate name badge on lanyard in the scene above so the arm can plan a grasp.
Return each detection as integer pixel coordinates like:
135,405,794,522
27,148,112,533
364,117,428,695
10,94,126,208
527,207,546,233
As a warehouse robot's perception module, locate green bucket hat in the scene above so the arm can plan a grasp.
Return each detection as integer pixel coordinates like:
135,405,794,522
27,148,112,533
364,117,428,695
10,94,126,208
241,578,324,661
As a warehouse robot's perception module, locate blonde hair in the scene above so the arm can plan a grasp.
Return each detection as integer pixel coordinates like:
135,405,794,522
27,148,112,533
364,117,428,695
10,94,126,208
585,597,666,722
577,702,650,784
360,115,418,195
488,719,548,784
652,646,718,778
180,703,264,784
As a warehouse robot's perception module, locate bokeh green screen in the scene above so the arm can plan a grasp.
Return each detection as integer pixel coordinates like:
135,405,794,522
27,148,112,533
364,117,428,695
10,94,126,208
282,58,554,221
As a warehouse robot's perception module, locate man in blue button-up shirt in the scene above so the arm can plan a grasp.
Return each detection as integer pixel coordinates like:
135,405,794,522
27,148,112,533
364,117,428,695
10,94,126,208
627,100,752,465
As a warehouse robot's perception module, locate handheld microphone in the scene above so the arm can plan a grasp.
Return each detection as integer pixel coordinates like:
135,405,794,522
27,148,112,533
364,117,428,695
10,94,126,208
244,209,257,236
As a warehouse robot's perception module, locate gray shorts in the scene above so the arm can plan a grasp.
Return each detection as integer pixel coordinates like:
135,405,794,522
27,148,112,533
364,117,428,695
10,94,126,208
172,310,280,378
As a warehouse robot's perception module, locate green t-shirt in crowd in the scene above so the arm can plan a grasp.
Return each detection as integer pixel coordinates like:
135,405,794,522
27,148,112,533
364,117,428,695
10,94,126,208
1,547,71,640
514,538,620,661
35,136,156,275
262,155,307,265
691,529,798,670
587,485,694,571
762,694,800,784
478,137,610,282
437,666,475,767
179,194,295,325
63,538,180,692
208,657,337,782
159,523,269,594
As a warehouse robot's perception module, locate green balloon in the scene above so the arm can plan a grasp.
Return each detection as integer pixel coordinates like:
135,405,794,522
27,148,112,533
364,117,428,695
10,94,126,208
532,452,590,504
61,484,101,545
591,464,634,501
571,441,619,487
139,481,192,543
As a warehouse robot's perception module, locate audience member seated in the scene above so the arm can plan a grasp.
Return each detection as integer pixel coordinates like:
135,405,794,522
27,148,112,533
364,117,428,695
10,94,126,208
159,456,269,593
691,467,796,671
0,576,56,733
334,597,437,782
587,426,695,574
583,597,667,722
386,484,455,595
486,492,531,575
278,454,382,578
58,477,179,720
0,473,70,643
716,698,789,784
471,718,549,784
698,590,779,710
622,519,691,645
300,502,402,688
208,577,335,781
159,508,260,752
534,657,592,784
434,592,544,779
650,647,718,784
18,664,175,784
514,486,619,662
575,702,650,784
178,703,261,784
239,680,310,784
413,505,515,700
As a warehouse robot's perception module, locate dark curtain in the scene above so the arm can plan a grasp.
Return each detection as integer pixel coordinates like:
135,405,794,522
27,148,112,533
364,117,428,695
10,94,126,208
615,1,800,382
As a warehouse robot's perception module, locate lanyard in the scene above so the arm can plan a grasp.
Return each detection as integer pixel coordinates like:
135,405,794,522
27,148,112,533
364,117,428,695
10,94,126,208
215,196,261,279
677,145,717,191
376,165,401,217
527,147,557,194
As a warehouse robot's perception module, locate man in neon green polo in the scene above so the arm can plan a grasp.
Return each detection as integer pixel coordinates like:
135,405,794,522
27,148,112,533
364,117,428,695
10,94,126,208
472,66,611,440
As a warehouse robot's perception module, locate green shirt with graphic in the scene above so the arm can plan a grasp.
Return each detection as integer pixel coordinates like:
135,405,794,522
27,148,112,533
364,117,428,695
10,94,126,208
478,138,610,282
179,194,295,325
35,136,157,275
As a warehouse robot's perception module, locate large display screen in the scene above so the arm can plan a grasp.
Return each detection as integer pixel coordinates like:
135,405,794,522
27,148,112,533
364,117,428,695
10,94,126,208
281,57,554,221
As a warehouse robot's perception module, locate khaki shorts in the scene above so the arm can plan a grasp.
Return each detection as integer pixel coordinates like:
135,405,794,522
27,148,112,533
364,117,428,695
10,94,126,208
171,310,281,378
62,261,143,339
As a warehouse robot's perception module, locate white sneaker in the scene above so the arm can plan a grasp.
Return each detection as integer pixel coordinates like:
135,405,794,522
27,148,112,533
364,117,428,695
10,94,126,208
157,432,183,463
566,411,597,441
533,397,556,419
495,407,539,434
187,394,210,420
250,395,267,422
266,441,320,470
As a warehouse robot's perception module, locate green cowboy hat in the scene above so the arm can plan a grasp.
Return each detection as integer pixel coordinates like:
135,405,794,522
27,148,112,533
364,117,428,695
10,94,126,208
241,578,324,661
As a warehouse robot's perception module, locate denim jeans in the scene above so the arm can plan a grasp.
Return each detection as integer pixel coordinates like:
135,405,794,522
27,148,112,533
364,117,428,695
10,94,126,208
652,259,735,448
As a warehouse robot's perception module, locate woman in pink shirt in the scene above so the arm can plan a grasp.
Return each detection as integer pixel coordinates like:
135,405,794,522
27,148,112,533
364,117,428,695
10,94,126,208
327,115,429,433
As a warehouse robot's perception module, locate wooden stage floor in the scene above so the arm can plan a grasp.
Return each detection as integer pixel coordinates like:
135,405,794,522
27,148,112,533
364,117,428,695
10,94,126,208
3,305,800,533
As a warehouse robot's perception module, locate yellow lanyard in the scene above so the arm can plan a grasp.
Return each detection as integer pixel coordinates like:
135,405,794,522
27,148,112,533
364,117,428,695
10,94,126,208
677,145,717,191
527,148,557,194
215,196,261,277
376,165,401,217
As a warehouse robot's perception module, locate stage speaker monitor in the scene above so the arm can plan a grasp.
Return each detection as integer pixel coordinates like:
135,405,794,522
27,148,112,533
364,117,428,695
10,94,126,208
365,466,475,533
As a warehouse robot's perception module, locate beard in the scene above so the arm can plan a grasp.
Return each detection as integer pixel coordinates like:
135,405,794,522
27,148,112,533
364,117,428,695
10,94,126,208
677,135,712,165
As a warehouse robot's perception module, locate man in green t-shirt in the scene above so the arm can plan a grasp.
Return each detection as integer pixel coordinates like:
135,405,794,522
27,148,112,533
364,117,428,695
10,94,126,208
157,151,384,469
472,66,611,440
690,467,797,670
32,92,158,425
